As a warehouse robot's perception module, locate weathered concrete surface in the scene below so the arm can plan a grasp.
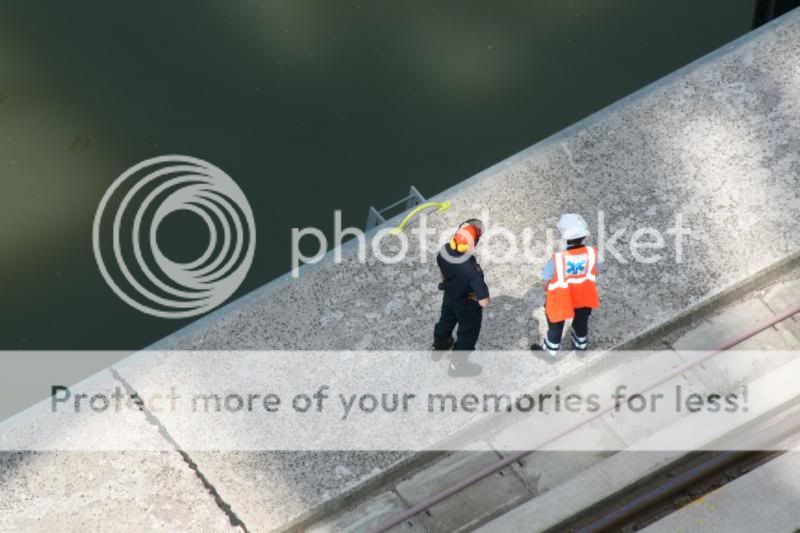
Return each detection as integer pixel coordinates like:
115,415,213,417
643,447,800,533
3,8,800,533
0,452,240,533
0,375,238,532
186,450,409,529
0,370,162,451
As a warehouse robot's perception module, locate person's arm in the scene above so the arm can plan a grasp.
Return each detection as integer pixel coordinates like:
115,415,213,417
470,263,491,307
540,257,555,290
436,251,446,289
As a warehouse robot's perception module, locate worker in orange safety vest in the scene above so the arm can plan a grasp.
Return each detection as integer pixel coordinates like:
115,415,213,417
531,213,600,357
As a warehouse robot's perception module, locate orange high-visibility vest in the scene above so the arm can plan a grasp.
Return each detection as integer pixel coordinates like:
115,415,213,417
545,245,600,323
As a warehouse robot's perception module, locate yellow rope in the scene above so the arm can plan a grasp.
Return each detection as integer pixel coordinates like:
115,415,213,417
389,201,451,235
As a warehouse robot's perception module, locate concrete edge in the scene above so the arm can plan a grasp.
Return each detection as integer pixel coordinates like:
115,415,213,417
279,451,445,533
618,249,800,352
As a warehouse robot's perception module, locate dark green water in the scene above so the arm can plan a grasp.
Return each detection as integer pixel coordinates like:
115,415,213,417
1,0,756,349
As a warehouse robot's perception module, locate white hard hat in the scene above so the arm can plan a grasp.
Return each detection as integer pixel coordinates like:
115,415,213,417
557,213,590,240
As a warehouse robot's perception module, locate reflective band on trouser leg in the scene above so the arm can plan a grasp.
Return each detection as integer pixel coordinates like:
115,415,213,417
570,330,588,350
543,337,560,355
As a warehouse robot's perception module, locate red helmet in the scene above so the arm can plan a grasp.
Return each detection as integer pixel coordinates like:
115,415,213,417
449,219,484,253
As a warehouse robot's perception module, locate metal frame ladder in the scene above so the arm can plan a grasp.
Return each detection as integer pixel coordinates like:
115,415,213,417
366,186,425,229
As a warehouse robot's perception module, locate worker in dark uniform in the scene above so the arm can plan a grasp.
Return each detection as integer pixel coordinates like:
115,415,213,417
432,219,490,377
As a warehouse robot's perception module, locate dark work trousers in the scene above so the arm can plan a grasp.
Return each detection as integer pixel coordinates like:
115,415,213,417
546,307,592,348
434,298,483,351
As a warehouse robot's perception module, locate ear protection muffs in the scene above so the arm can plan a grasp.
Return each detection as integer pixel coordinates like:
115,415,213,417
449,221,482,253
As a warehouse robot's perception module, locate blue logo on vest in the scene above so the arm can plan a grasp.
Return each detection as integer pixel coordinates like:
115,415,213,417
566,254,588,276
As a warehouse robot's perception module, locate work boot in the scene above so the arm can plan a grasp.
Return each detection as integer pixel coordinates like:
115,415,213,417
570,330,588,351
431,336,454,361
530,341,558,358
447,353,482,377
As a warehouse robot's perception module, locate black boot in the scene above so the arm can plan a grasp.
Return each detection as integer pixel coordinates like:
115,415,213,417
447,353,482,377
530,341,558,358
431,336,454,361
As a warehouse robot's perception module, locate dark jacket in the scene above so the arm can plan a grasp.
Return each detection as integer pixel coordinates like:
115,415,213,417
436,244,490,303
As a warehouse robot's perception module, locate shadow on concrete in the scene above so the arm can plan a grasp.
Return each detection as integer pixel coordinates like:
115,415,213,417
479,289,542,351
